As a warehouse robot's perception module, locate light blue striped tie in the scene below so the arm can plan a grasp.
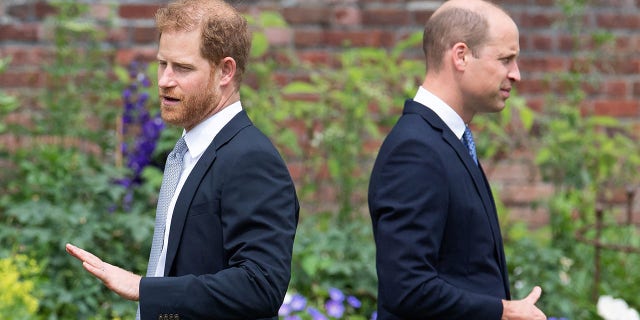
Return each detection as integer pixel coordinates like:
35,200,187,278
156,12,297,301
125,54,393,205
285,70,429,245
462,126,478,165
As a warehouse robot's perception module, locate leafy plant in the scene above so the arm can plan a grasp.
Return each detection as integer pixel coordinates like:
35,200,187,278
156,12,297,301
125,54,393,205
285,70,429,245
291,214,377,306
280,287,373,320
241,11,423,223
277,37,423,223
36,1,121,149
0,58,18,135
505,0,640,317
0,144,152,319
0,2,156,319
473,89,536,162
0,254,41,319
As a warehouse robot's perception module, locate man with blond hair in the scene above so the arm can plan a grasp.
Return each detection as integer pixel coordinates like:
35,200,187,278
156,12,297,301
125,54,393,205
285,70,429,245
369,1,547,319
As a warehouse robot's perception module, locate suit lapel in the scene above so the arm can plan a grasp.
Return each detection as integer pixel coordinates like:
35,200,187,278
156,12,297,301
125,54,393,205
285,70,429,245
164,111,252,275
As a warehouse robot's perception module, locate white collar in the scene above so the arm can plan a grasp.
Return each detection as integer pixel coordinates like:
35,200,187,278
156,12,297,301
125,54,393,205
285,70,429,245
182,101,243,159
414,86,466,139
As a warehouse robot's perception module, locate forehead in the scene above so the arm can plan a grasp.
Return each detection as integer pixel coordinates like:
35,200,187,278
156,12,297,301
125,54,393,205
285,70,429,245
481,17,520,56
157,29,204,62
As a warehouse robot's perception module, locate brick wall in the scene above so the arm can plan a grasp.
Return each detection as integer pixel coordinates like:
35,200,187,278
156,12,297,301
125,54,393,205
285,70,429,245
2,0,640,227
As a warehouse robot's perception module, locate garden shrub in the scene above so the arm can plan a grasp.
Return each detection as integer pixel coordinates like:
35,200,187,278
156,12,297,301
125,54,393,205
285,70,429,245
0,254,40,319
0,2,156,318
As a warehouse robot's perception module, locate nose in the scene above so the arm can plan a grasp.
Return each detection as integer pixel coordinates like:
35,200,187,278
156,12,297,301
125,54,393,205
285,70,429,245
509,61,521,82
157,65,176,89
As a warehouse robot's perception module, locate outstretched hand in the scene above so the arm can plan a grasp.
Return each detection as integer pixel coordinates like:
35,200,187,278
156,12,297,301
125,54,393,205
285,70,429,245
65,243,142,301
501,286,547,320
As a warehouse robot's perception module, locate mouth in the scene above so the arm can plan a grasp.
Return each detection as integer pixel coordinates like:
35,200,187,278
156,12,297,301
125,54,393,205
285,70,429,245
161,95,181,105
500,87,511,98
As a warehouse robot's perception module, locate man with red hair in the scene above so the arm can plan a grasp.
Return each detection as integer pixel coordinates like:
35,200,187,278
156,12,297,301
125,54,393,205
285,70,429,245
67,1,299,319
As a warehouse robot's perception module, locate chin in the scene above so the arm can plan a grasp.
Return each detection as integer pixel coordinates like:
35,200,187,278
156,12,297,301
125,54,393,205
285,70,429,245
160,110,183,127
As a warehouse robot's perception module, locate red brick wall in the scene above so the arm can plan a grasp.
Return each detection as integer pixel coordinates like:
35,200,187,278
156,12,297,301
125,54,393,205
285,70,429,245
2,0,640,227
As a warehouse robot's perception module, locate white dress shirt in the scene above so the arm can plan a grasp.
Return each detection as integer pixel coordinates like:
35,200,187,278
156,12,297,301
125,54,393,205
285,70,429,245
153,101,243,277
414,86,466,140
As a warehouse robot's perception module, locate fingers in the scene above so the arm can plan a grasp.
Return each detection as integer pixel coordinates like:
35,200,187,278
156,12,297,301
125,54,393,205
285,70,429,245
524,286,542,304
65,243,83,260
66,243,140,301
66,243,106,277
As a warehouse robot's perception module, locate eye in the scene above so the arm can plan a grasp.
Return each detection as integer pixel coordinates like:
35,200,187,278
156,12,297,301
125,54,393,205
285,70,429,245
500,56,516,65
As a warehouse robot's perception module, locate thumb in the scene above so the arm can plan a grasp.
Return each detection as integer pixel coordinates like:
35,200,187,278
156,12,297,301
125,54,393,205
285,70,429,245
524,286,542,304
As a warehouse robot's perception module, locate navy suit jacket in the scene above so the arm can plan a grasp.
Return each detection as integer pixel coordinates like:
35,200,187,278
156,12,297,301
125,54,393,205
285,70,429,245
139,111,299,319
368,100,510,319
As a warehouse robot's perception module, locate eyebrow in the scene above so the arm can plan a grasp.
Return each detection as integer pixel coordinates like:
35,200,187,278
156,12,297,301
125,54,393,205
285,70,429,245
156,56,195,68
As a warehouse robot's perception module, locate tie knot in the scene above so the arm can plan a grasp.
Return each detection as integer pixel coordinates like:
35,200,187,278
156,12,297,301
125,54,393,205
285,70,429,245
462,126,478,165
171,137,188,159
463,126,473,143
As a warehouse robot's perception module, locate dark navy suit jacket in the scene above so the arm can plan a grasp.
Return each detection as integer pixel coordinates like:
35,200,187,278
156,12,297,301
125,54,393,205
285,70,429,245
139,111,299,319
368,100,510,319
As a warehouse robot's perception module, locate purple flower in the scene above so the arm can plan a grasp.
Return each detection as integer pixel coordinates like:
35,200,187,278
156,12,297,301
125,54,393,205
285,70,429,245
278,303,291,317
115,60,165,211
290,293,307,311
346,295,361,308
328,287,345,302
285,316,302,320
370,311,377,320
307,307,328,320
325,299,345,318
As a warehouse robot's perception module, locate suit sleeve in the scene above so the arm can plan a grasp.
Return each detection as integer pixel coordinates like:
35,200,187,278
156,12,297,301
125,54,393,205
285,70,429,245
368,137,503,319
139,143,299,319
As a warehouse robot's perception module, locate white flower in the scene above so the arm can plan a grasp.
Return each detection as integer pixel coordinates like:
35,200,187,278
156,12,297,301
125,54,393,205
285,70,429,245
282,292,293,305
597,295,640,320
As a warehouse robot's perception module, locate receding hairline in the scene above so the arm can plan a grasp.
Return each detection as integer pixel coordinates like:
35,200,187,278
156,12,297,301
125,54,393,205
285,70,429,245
432,0,513,27
155,0,240,34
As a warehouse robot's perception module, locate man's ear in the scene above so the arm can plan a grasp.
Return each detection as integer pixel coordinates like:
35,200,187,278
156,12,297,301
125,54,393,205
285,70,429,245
451,42,470,71
218,57,236,86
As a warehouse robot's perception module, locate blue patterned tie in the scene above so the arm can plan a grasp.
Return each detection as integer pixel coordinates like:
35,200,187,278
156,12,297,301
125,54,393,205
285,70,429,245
462,126,478,165
146,137,188,277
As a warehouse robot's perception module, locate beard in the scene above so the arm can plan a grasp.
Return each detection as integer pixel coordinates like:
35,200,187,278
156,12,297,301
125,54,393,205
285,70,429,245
159,78,221,130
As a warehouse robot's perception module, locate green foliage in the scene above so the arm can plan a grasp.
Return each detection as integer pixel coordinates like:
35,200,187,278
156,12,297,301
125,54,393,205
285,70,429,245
0,58,18,135
474,90,536,161
498,1,640,318
282,287,373,320
0,254,41,319
0,2,155,319
0,145,153,319
291,214,377,309
596,224,640,309
245,26,423,223
506,235,597,319
535,105,640,195
37,1,121,149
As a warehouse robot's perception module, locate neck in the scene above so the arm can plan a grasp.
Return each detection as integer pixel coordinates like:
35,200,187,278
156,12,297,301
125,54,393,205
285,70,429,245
422,75,473,124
